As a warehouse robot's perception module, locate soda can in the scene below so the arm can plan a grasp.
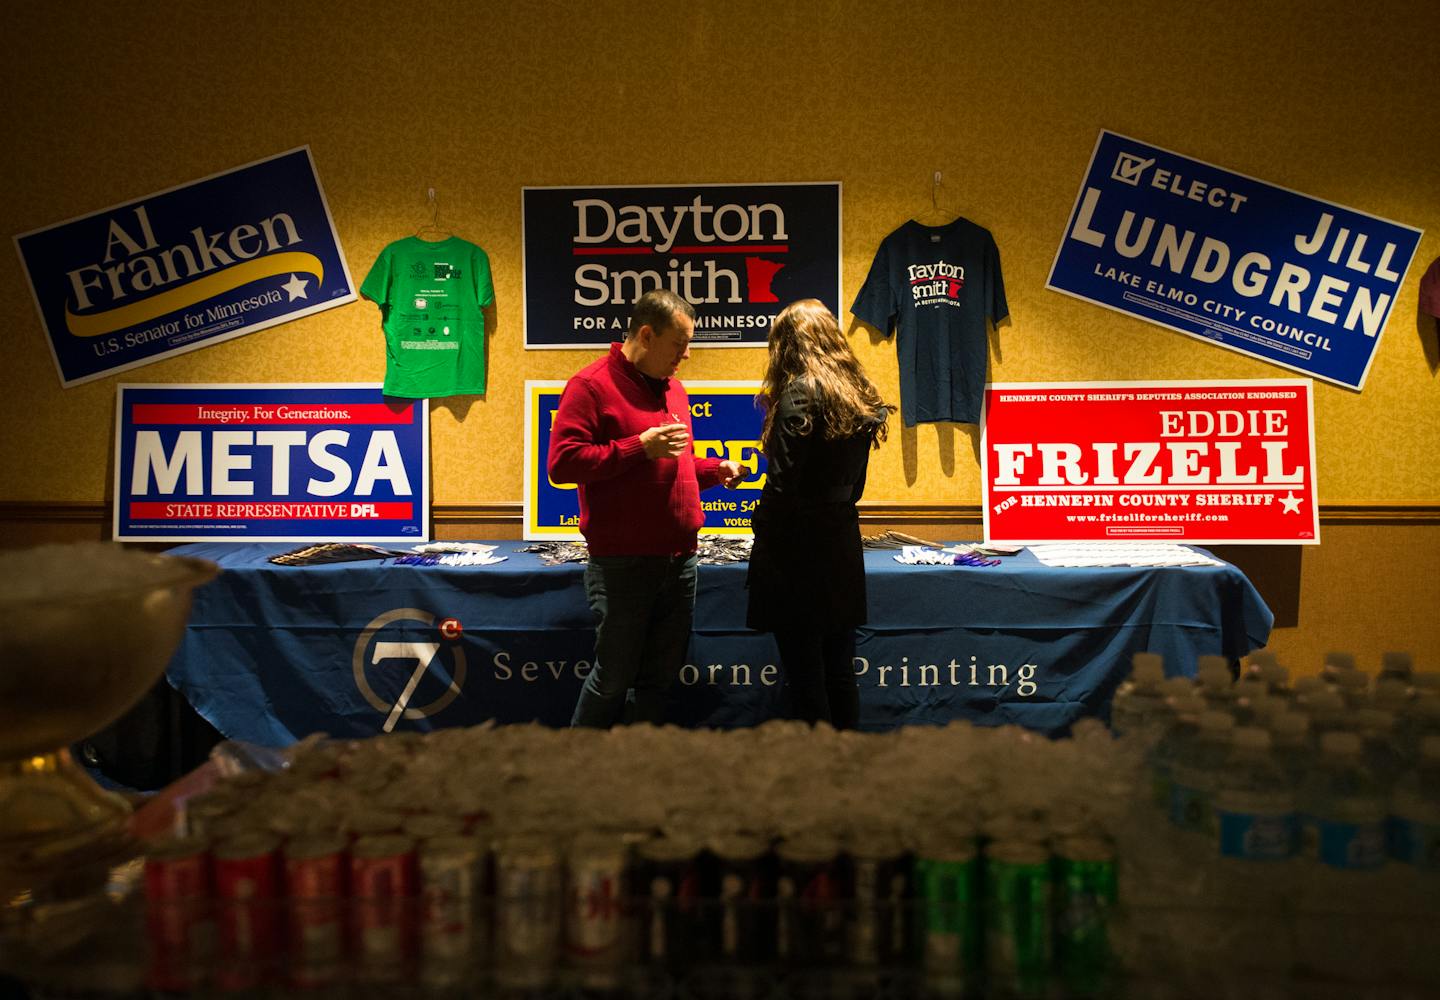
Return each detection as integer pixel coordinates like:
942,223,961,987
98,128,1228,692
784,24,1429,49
708,833,771,966
213,833,281,991
848,832,912,968
350,834,418,982
564,832,631,988
984,840,1053,1000
144,836,213,992
636,835,703,969
775,833,846,968
283,834,348,987
1053,837,1119,999
912,835,979,995
419,834,484,990
493,836,563,989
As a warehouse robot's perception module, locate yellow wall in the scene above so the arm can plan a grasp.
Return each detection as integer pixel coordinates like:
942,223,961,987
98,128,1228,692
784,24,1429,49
1,2,1437,665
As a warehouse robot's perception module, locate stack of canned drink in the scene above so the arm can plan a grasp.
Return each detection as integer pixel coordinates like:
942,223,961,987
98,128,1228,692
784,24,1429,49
141,719,1132,995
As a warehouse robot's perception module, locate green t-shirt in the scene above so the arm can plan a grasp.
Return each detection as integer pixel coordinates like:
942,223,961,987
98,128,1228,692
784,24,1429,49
361,236,495,398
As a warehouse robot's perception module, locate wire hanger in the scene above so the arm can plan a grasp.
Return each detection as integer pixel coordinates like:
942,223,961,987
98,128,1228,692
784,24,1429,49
914,170,959,227
415,186,451,241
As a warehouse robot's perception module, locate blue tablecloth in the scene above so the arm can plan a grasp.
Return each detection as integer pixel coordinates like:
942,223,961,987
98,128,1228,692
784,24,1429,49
164,542,1272,746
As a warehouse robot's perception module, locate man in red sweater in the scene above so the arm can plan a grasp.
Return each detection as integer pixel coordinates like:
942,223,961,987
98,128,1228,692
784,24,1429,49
549,289,743,727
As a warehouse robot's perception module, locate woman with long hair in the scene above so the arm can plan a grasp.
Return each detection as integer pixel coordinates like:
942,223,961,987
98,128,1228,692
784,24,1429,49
746,299,895,729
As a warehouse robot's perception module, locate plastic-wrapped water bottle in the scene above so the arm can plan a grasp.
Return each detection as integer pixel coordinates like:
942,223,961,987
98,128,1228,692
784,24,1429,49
1354,709,1406,788
1110,651,1167,740
1292,676,1326,706
1149,693,1205,812
1388,735,1440,869
1300,732,1387,870
1371,677,1411,714
1213,727,1298,861
1397,696,1440,762
1196,664,1237,715
1169,711,1235,836
1303,689,1351,742
1268,712,1313,786
1244,650,1279,677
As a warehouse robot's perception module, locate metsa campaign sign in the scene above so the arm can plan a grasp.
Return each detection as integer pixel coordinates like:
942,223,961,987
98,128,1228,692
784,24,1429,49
1048,131,1421,390
525,380,765,539
982,380,1318,545
17,148,355,387
523,183,840,348
114,384,428,542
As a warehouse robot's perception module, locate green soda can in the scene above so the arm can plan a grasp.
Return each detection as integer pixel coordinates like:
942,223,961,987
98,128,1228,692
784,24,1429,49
1053,837,1119,999
912,834,980,995
984,840,1052,1000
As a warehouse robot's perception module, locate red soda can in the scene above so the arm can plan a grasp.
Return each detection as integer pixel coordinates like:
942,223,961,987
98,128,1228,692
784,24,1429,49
144,836,213,992
776,834,845,967
213,833,281,990
350,834,418,982
564,832,630,988
284,834,348,986
493,836,562,989
419,834,484,989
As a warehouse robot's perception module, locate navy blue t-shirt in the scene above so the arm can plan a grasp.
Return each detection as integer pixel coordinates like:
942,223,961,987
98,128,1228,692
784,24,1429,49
851,218,1008,426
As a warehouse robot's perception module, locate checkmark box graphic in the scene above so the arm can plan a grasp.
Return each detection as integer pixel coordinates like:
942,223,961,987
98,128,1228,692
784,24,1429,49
1111,153,1155,186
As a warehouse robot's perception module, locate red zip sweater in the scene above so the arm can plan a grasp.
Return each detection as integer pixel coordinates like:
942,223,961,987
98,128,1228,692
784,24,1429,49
548,344,725,556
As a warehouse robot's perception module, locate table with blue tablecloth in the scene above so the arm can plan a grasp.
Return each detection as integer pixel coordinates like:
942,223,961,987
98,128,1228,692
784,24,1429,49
163,542,1272,746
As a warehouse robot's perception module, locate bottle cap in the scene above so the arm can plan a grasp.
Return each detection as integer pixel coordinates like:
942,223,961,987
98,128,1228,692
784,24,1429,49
1233,727,1271,750
1247,650,1280,670
1320,732,1362,756
1381,651,1413,677
1323,651,1357,672
1162,677,1197,697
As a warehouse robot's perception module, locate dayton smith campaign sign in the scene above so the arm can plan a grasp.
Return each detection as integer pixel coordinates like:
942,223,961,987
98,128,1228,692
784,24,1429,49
522,183,841,348
16,148,355,387
1048,131,1421,390
524,380,765,539
981,380,1318,545
114,384,427,543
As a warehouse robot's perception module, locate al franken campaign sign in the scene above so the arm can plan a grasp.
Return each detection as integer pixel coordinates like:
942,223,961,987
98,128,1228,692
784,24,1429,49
524,380,765,539
114,385,428,542
1048,131,1422,390
16,148,355,387
522,183,841,348
981,380,1319,545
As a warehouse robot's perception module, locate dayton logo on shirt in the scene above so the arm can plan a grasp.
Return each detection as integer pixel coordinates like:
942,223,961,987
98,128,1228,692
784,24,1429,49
907,260,966,307
570,195,789,307
63,204,321,342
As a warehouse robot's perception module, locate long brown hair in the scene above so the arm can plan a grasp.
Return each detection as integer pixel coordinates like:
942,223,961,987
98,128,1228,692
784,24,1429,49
758,299,894,453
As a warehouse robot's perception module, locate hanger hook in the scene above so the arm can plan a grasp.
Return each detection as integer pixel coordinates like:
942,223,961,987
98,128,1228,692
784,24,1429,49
932,171,942,210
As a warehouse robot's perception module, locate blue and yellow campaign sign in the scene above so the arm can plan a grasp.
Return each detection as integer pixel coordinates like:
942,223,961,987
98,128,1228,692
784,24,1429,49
15,147,355,387
1048,131,1422,390
524,380,766,539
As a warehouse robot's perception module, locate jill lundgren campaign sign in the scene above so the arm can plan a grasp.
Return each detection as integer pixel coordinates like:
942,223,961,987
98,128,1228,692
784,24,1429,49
524,380,765,539
522,183,841,348
114,385,428,542
1047,131,1421,390
981,380,1319,545
15,148,355,387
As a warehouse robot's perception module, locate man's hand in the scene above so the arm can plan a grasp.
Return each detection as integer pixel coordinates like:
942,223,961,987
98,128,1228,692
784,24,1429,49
639,422,689,459
718,460,745,488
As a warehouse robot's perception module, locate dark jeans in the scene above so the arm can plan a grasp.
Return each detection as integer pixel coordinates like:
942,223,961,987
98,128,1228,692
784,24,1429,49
571,553,698,728
775,626,859,730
